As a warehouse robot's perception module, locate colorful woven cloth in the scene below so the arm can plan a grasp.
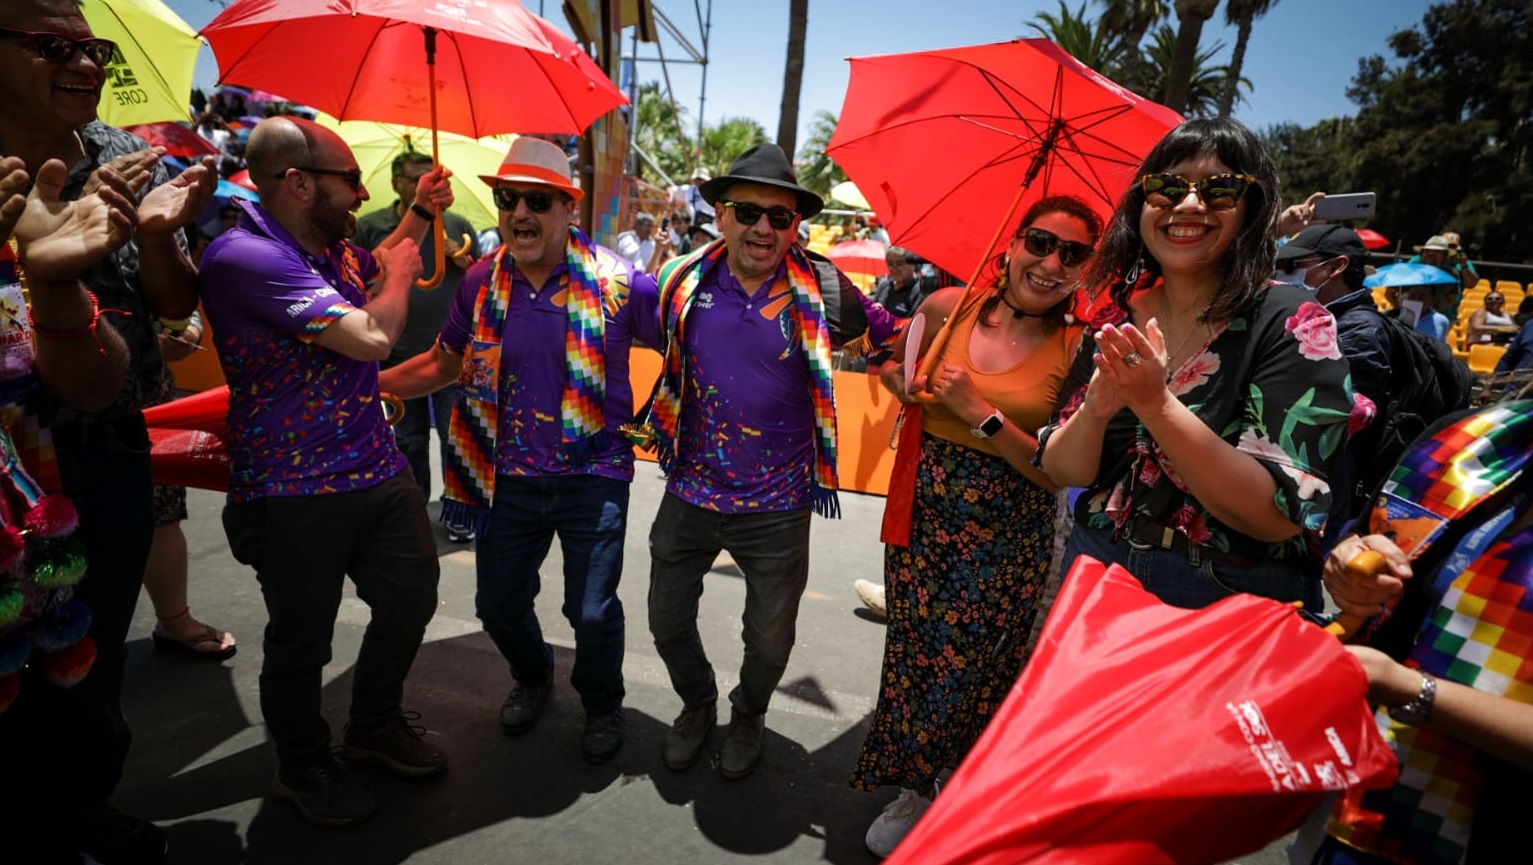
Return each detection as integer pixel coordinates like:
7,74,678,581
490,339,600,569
646,239,842,517
1329,400,1533,865
440,228,621,531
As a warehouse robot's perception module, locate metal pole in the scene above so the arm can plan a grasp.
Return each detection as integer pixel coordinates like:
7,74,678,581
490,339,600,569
626,26,640,176
696,0,711,160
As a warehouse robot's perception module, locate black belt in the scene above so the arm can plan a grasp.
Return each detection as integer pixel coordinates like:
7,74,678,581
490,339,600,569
1123,517,1260,568
51,411,149,451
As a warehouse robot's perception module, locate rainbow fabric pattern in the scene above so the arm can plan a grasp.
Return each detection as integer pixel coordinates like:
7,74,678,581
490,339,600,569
440,229,615,531
647,239,842,517
1330,401,1533,865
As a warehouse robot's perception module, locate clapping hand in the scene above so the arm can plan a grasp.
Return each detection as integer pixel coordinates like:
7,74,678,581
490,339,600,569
15,159,137,284
139,157,216,237
81,146,164,198
1092,320,1171,415
0,156,29,243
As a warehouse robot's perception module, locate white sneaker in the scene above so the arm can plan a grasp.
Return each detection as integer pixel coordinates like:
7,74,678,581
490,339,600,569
854,579,887,617
864,787,932,857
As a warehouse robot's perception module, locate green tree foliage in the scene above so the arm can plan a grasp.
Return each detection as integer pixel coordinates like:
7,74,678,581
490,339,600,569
1264,0,1531,262
1099,0,1170,94
1163,0,1222,115
1140,24,1244,118
633,81,691,187
795,110,845,200
1029,1,1125,74
697,116,769,179
1219,0,1278,117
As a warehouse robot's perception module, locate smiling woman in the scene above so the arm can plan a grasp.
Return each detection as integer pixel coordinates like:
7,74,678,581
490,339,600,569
1037,117,1355,613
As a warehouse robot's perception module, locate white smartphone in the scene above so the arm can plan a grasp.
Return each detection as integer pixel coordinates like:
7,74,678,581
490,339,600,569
1314,192,1376,220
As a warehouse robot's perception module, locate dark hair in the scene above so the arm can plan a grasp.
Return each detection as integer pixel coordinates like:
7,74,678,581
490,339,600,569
977,194,1103,334
391,150,434,177
1083,117,1281,323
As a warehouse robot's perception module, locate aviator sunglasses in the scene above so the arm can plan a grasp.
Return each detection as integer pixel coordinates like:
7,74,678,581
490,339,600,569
1140,173,1258,211
0,27,116,67
492,187,558,213
721,200,797,230
1020,227,1094,268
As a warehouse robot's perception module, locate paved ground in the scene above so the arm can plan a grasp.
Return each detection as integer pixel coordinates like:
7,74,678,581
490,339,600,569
111,456,1296,864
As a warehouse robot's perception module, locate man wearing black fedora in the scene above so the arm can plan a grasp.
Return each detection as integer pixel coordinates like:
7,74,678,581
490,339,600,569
637,142,898,780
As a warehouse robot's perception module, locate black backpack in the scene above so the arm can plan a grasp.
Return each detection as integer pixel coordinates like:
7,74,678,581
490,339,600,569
1354,310,1474,499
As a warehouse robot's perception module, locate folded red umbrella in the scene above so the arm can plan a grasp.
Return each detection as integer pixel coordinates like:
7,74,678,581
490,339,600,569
886,556,1398,865
143,386,231,492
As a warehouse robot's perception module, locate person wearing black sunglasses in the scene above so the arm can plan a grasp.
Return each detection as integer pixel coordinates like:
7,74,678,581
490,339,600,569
199,116,451,828
379,135,664,770
0,2,219,861
636,142,900,782
1039,117,1355,615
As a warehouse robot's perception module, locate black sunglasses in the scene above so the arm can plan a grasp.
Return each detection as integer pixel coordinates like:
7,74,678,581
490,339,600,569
0,26,116,67
281,166,364,191
721,200,797,230
1020,227,1094,268
492,187,558,213
1140,173,1258,212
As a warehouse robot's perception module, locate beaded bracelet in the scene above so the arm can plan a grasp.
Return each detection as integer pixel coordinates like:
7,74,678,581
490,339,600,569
28,290,130,357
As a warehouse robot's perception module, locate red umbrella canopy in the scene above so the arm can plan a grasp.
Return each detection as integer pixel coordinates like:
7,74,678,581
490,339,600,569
826,239,889,277
126,122,220,159
829,39,1183,283
201,0,627,139
885,556,1398,865
1355,228,1391,250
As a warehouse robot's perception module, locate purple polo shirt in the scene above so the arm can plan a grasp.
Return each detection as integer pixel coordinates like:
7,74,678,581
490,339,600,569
198,200,408,502
437,246,661,480
670,261,816,513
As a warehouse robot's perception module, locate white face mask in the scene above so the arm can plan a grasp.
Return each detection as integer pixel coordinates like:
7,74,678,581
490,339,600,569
1272,266,1310,288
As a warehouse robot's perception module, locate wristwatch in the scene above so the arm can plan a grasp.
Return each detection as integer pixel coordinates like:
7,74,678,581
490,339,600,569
970,409,1004,440
1387,673,1437,726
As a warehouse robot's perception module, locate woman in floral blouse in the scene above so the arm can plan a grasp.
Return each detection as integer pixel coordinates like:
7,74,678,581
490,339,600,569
1037,118,1354,610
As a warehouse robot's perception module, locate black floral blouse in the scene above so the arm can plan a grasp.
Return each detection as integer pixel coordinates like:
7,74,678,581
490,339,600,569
1040,282,1355,563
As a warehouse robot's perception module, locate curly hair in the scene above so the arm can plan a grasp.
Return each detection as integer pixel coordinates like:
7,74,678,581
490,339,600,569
976,194,1104,334
1081,117,1281,324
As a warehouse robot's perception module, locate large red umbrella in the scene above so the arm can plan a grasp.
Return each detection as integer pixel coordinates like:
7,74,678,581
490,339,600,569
885,556,1398,865
825,238,889,277
200,0,626,139
828,39,1183,287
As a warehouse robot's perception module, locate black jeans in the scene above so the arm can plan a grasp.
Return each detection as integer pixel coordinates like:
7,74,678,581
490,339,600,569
647,494,811,716
223,471,440,767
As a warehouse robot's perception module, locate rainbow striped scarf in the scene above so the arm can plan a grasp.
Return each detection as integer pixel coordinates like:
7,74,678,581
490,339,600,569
1329,401,1533,865
440,228,611,532
646,239,841,518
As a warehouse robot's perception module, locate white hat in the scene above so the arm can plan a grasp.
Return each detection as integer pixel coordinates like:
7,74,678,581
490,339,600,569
479,137,582,201
1415,234,1451,252
690,166,711,182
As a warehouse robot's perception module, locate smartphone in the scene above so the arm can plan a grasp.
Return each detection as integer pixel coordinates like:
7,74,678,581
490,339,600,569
1314,192,1376,220
661,217,670,232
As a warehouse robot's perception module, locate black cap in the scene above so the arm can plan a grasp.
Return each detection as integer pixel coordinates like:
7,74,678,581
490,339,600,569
699,143,824,219
1276,224,1367,263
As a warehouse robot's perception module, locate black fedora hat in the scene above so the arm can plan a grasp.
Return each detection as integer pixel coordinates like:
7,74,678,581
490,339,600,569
699,143,824,219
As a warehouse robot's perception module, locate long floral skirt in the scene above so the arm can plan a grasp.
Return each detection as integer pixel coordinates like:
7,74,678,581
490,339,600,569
851,433,1057,792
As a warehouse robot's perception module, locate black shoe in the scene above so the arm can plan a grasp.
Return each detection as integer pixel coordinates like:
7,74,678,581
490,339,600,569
272,755,376,827
719,708,766,780
499,682,551,735
662,700,717,771
446,522,475,543
582,710,626,764
77,804,168,865
340,712,449,778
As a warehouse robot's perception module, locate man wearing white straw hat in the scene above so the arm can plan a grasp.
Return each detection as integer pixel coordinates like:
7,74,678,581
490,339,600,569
380,136,662,767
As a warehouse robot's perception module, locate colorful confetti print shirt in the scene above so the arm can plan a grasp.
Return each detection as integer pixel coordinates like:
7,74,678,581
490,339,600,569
437,252,661,481
198,200,408,502
1044,282,1354,563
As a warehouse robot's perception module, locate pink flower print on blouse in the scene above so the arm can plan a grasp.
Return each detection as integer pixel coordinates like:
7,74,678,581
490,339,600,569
1284,301,1343,361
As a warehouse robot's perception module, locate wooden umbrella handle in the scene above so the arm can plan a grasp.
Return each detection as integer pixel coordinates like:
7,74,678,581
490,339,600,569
415,213,447,290
1322,550,1389,639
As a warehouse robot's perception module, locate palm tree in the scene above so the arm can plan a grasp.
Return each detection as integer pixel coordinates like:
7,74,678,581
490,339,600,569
1141,24,1244,117
1099,0,1169,95
777,0,809,158
699,117,768,177
1163,0,1221,115
633,82,691,187
1218,0,1277,117
1028,0,1124,76
794,110,844,200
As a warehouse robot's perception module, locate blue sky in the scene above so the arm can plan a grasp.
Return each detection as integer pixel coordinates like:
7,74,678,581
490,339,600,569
167,0,1434,150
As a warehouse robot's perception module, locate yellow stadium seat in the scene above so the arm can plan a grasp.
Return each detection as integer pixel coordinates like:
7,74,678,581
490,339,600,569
1496,280,1522,297
1468,343,1506,376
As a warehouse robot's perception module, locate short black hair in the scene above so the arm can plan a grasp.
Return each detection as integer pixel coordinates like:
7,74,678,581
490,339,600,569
391,151,434,177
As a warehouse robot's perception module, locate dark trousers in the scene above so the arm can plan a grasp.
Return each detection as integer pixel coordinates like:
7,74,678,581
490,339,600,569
647,494,811,716
393,386,457,504
223,471,440,767
475,474,628,716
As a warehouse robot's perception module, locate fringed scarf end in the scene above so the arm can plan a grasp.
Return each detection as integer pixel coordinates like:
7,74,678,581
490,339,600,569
812,485,841,519
441,499,491,538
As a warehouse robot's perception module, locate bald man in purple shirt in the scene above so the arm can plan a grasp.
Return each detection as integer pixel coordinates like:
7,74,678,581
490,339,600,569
199,117,452,828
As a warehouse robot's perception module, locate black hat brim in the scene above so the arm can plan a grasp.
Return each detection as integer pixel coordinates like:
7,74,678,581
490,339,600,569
699,175,824,220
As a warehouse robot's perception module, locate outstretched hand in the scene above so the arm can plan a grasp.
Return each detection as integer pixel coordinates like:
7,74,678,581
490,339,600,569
139,157,216,237
15,159,137,283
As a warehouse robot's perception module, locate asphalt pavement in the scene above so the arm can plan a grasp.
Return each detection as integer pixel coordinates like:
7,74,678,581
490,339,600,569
111,453,1296,865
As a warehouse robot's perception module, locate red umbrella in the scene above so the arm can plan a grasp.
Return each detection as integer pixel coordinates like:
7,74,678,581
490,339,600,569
885,556,1398,865
200,0,626,140
126,122,220,159
825,239,889,277
828,39,1183,288
225,168,257,192
1355,228,1390,250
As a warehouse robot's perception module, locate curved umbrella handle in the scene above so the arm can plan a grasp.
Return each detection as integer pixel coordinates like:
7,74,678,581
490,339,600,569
1323,549,1389,640
380,391,405,427
415,212,448,290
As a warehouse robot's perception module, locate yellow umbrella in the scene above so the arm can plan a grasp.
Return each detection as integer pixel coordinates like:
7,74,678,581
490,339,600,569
82,0,203,127
315,113,513,235
830,180,871,211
